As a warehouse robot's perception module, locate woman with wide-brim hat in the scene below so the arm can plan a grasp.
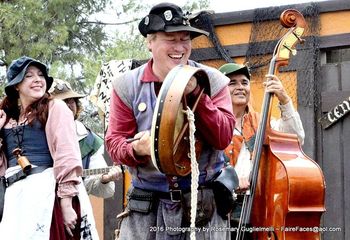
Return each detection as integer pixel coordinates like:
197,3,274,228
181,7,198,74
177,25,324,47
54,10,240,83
49,79,122,198
0,56,99,239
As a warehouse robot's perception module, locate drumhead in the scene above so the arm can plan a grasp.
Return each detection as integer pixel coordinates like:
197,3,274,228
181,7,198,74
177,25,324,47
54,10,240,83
150,65,210,176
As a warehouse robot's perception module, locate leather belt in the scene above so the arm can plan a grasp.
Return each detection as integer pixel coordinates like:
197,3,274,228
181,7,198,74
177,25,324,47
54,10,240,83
155,189,190,202
154,186,209,202
6,166,51,187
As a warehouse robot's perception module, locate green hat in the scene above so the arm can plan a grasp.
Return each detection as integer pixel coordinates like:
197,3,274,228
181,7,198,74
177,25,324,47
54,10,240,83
219,63,250,80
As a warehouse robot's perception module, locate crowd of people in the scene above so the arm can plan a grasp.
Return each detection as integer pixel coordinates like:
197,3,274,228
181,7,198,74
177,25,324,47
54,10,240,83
0,2,306,240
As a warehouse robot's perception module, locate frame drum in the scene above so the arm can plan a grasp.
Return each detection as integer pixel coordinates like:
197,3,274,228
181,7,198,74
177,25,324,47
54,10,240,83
150,65,210,176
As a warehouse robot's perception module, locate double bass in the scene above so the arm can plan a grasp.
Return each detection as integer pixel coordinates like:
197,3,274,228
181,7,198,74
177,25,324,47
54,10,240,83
236,9,326,240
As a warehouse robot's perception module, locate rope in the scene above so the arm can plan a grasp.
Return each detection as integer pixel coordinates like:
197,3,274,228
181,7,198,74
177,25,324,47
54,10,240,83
183,106,199,240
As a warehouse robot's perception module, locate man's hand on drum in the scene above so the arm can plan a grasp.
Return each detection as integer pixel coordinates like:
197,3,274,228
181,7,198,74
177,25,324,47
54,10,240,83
131,130,151,156
184,76,198,95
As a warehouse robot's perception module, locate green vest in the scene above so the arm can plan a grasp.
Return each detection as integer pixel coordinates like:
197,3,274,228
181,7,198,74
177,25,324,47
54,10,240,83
79,129,103,169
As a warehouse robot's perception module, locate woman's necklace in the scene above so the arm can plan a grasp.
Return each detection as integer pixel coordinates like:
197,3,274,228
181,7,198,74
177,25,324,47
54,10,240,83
11,117,32,172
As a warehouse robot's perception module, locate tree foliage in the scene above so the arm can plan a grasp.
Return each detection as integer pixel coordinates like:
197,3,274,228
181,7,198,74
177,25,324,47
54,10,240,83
82,0,210,79
0,0,210,132
79,0,210,133
0,0,112,81
1,0,210,87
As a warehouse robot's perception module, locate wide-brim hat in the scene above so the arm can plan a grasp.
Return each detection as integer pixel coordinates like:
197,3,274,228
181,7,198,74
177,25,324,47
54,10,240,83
219,63,251,80
5,56,53,97
49,79,85,100
138,2,209,39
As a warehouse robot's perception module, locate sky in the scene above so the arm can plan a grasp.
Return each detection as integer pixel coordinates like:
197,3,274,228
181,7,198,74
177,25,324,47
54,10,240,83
211,0,328,12
148,0,328,13
94,0,329,38
0,0,329,77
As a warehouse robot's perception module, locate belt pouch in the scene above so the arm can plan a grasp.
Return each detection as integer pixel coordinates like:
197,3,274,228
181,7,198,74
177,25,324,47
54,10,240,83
211,165,239,219
128,188,155,214
0,176,6,222
182,189,214,227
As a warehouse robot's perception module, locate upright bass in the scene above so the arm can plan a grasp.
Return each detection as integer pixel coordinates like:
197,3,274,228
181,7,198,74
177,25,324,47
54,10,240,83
236,9,326,240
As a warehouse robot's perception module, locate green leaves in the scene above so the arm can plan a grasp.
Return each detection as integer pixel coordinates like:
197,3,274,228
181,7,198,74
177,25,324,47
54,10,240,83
0,0,110,66
0,0,209,105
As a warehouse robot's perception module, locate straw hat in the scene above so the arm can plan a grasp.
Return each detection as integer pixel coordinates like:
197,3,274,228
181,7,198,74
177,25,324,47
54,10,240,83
49,79,85,100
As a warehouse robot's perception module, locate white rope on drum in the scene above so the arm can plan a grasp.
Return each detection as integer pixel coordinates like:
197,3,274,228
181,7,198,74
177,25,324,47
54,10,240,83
183,106,199,240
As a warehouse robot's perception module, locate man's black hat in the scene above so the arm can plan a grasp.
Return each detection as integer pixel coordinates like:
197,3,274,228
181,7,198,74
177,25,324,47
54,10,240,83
138,2,209,38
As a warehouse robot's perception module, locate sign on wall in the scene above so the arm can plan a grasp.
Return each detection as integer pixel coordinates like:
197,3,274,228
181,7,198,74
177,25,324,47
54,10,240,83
318,95,350,129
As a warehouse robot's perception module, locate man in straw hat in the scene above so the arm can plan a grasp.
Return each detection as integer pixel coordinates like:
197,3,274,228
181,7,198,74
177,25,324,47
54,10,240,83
219,62,305,237
50,79,122,199
105,2,237,240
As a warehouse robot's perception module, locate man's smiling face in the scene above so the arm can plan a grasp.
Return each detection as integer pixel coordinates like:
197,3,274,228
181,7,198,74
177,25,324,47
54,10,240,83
228,73,251,108
148,31,191,81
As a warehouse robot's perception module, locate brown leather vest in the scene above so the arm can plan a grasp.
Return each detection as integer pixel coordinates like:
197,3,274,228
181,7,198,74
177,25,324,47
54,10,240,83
224,110,260,166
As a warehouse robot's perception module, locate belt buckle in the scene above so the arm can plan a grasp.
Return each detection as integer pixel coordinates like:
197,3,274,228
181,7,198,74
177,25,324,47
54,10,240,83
170,189,182,202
